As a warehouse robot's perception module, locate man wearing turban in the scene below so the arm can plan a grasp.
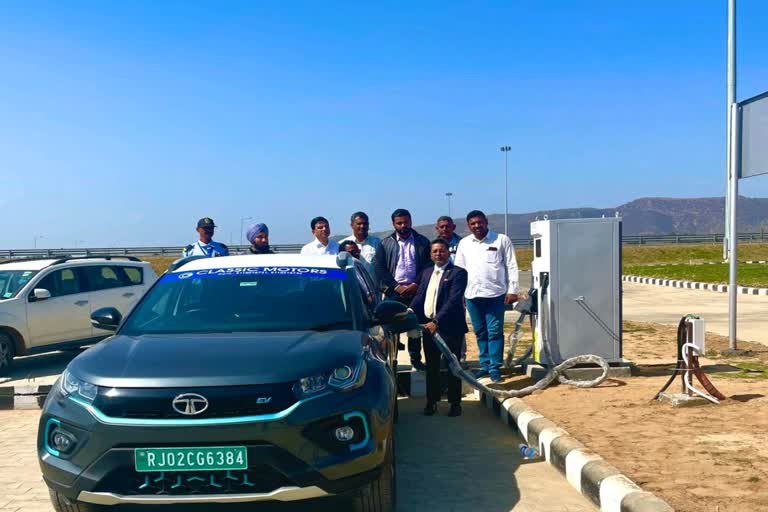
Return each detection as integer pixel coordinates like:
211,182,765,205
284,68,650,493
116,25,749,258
246,223,274,254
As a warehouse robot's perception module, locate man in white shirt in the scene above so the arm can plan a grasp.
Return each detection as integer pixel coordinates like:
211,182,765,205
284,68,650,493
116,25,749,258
300,216,340,256
341,211,380,284
454,210,519,382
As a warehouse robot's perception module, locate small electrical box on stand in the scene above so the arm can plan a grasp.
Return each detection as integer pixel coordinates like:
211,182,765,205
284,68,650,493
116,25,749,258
654,316,725,407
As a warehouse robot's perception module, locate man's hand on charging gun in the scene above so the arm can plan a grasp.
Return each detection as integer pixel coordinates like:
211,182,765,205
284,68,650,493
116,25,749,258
504,293,518,305
423,322,438,335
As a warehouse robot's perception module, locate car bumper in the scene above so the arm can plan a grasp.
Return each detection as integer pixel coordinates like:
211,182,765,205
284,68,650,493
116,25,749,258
77,485,331,505
38,363,395,503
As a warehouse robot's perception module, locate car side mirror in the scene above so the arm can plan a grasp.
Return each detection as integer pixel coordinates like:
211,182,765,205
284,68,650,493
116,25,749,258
373,300,420,334
30,288,51,302
91,307,122,332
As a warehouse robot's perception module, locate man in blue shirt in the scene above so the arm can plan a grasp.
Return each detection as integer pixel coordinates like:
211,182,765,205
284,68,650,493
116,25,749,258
435,216,461,263
183,217,230,258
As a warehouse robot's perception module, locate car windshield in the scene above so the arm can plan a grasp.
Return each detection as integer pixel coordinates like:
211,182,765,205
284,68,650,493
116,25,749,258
0,270,38,300
120,266,354,335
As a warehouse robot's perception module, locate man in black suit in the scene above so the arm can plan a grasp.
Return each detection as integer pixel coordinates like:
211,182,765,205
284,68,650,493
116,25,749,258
410,238,469,417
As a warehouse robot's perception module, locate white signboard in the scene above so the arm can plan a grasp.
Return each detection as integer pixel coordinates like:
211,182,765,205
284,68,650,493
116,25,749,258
740,92,768,179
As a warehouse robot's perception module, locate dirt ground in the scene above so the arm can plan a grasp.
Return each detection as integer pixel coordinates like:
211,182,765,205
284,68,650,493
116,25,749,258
462,322,768,512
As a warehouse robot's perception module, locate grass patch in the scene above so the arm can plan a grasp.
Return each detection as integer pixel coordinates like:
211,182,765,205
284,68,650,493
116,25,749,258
624,263,768,287
623,323,658,334
711,361,768,380
143,256,177,275
622,243,768,266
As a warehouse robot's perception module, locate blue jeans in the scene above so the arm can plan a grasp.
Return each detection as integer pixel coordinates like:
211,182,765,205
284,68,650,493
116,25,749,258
466,295,506,377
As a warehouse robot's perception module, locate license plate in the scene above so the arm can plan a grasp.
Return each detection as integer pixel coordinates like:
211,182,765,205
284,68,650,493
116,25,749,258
134,446,248,472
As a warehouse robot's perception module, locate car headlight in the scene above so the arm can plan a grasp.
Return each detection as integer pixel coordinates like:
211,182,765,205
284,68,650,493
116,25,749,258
328,360,367,391
60,370,98,403
293,359,368,399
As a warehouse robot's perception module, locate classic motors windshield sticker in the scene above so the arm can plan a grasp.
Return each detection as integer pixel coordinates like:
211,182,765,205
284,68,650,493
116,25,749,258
163,266,347,282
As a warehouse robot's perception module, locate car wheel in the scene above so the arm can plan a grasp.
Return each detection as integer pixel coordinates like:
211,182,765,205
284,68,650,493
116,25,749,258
49,489,105,512
0,332,14,376
350,435,396,512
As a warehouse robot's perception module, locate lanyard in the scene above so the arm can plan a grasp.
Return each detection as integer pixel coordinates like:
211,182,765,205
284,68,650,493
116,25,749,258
198,242,214,257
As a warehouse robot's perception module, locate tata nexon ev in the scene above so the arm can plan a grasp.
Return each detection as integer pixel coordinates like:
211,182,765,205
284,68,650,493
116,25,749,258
38,253,415,511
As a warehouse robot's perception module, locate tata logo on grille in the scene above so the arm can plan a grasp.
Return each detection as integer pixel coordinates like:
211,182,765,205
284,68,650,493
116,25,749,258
172,393,209,416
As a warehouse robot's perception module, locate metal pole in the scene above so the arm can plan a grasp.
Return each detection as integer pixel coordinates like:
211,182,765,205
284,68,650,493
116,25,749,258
728,102,741,351
500,146,511,236
724,0,737,260
445,192,453,218
239,216,252,249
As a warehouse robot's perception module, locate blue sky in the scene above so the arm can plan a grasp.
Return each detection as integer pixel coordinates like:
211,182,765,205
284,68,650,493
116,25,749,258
2,1,768,247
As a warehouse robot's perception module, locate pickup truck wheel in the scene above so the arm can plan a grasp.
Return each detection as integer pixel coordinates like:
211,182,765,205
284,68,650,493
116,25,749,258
0,333,14,376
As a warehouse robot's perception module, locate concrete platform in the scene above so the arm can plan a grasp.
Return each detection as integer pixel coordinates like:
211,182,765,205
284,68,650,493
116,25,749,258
657,392,714,408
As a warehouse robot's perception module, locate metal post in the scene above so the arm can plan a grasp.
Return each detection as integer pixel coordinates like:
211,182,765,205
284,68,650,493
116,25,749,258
500,146,511,236
445,192,453,218
728,102,741,351
240,216,253,250
724,0,737,260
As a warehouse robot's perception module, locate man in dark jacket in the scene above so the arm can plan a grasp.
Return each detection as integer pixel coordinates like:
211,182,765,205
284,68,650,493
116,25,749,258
374,208,432,369
410,239,469,417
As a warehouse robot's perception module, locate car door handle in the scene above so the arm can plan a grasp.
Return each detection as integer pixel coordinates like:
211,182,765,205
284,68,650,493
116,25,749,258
122,292,135,298
74,300,89,306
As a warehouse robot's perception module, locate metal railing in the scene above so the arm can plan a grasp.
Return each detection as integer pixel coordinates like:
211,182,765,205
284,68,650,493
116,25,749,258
0,244,304,260
2,233,767,260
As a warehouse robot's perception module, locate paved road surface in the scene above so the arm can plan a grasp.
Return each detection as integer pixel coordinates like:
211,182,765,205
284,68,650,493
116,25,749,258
0,401,593,512
622,282,768,346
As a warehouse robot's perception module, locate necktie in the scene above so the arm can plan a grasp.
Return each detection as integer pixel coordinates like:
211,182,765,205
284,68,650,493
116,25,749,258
424,269,442,319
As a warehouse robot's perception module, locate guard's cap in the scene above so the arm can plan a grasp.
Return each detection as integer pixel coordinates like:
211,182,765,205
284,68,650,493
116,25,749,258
197,217,217,229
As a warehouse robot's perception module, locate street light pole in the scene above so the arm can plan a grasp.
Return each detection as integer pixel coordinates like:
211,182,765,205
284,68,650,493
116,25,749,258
33,235,44,249
445,192,453,218
500,146,511,236
240,216,253,251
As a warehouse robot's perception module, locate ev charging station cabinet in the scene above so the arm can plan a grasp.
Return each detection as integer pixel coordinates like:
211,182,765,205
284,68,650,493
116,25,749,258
530,217,622,365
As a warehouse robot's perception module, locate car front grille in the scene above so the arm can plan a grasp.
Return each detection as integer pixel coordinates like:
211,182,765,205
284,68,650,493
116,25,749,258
95,465,294,496
93,383,297,420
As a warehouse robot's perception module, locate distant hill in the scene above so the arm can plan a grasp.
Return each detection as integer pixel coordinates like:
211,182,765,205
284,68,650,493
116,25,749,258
371,196,768,239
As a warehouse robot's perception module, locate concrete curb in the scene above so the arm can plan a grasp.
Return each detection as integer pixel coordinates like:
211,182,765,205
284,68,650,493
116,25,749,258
476,390,674,512
623,275,768,296
0,385,51,410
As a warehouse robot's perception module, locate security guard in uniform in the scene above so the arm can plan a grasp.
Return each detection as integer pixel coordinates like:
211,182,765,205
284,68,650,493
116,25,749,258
183,217,229,258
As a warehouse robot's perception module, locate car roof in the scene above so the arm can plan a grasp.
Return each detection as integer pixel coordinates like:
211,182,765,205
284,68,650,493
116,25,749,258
173,254,343,273
0,258,149,271
0,259,60,271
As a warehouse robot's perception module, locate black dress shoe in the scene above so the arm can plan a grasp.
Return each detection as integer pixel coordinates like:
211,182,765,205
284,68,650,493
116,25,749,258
423,402,437,416
447,403,462,417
